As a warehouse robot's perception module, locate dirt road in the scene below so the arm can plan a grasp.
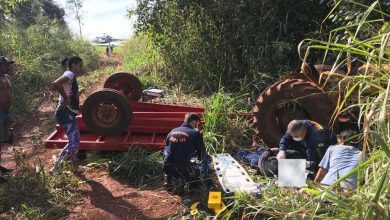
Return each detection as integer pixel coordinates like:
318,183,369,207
1,53,183,219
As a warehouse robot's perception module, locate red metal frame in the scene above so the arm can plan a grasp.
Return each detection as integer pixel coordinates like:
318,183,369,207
45,101,204,152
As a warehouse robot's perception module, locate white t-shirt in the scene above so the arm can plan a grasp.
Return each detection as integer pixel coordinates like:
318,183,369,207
58,70,78,113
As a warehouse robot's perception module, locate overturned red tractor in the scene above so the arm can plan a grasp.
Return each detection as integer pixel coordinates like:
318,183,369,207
46,64,358,152
45,72,204,151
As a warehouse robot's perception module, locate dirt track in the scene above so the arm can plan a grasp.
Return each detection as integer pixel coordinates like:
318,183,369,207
1,53,183,219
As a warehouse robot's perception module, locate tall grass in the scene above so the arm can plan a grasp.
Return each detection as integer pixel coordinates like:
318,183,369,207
218,1,390,219
108,147,163,187
0,150,80,219
299,1,390,218
203,89,255,155
120,35,168,90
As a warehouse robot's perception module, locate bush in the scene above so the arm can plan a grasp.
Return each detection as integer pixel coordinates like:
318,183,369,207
133,0,331,93
120,35,169,90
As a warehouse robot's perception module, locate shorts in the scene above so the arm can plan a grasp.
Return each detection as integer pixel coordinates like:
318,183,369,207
0,109,11,143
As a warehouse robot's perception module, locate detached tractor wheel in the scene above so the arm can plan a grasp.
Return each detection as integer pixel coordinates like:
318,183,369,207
82,88,132,136
104,72,143,101
253,79,336,147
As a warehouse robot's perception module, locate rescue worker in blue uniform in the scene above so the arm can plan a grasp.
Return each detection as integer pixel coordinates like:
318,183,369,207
276,119,337,175
163,113,209,189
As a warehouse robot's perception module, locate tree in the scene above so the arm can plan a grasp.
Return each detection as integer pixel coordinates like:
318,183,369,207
2,0,65,28
0,0,26,23
66,0,84,38
42,0,66,25
133,0,332,93
0,0,26,14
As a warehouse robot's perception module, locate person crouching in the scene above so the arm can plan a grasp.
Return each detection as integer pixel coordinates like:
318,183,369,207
163,113,209,189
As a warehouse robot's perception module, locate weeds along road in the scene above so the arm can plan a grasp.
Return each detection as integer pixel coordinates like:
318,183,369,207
1,52,183,220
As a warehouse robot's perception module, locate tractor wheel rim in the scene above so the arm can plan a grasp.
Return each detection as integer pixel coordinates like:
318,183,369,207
92,103,120,127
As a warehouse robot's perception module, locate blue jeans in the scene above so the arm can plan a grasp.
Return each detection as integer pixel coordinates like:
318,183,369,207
54,107,80,170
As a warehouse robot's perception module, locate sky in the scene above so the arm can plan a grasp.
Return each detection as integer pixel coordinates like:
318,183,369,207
55,0,137,40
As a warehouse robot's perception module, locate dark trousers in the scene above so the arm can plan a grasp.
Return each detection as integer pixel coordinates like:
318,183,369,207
163,163,194,183
258,150,305,177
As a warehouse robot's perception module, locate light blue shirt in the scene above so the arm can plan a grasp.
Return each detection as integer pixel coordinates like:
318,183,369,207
319,144,363,189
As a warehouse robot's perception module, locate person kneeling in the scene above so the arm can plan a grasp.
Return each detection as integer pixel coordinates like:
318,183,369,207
163,113,210,190
314,130,364,190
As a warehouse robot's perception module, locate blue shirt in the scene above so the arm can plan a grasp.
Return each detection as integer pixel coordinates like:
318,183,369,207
279,120,337,169
319,145,362,189
164,123,207,166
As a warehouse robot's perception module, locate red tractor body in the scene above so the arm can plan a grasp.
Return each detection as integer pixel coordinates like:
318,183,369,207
45,73,204,152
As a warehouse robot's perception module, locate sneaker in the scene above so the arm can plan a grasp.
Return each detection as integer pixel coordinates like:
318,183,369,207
0,165,13,175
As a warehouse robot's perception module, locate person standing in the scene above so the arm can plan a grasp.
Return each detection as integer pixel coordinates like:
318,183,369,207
51,56,83,174
110,44,114,53
105,46,109,56
0,56,14,183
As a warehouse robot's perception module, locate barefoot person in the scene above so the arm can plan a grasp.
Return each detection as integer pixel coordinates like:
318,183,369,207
52,56,83,173
0,56,15,183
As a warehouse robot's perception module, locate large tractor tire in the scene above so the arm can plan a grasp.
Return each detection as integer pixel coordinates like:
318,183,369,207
253,79,336,147
82,88,132,136
104,72,143,101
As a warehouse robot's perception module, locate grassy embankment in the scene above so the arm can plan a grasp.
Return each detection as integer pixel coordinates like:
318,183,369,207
0,18,118,218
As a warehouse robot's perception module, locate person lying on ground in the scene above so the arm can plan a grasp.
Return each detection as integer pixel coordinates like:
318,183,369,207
0,56,15,183
163,113,210,189
51,56,84,174
314,130,364,190
277,119,337,176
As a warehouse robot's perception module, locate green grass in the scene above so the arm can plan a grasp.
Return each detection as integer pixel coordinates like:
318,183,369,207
108,148,163,188
0,150,80,220
95,45,107,53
